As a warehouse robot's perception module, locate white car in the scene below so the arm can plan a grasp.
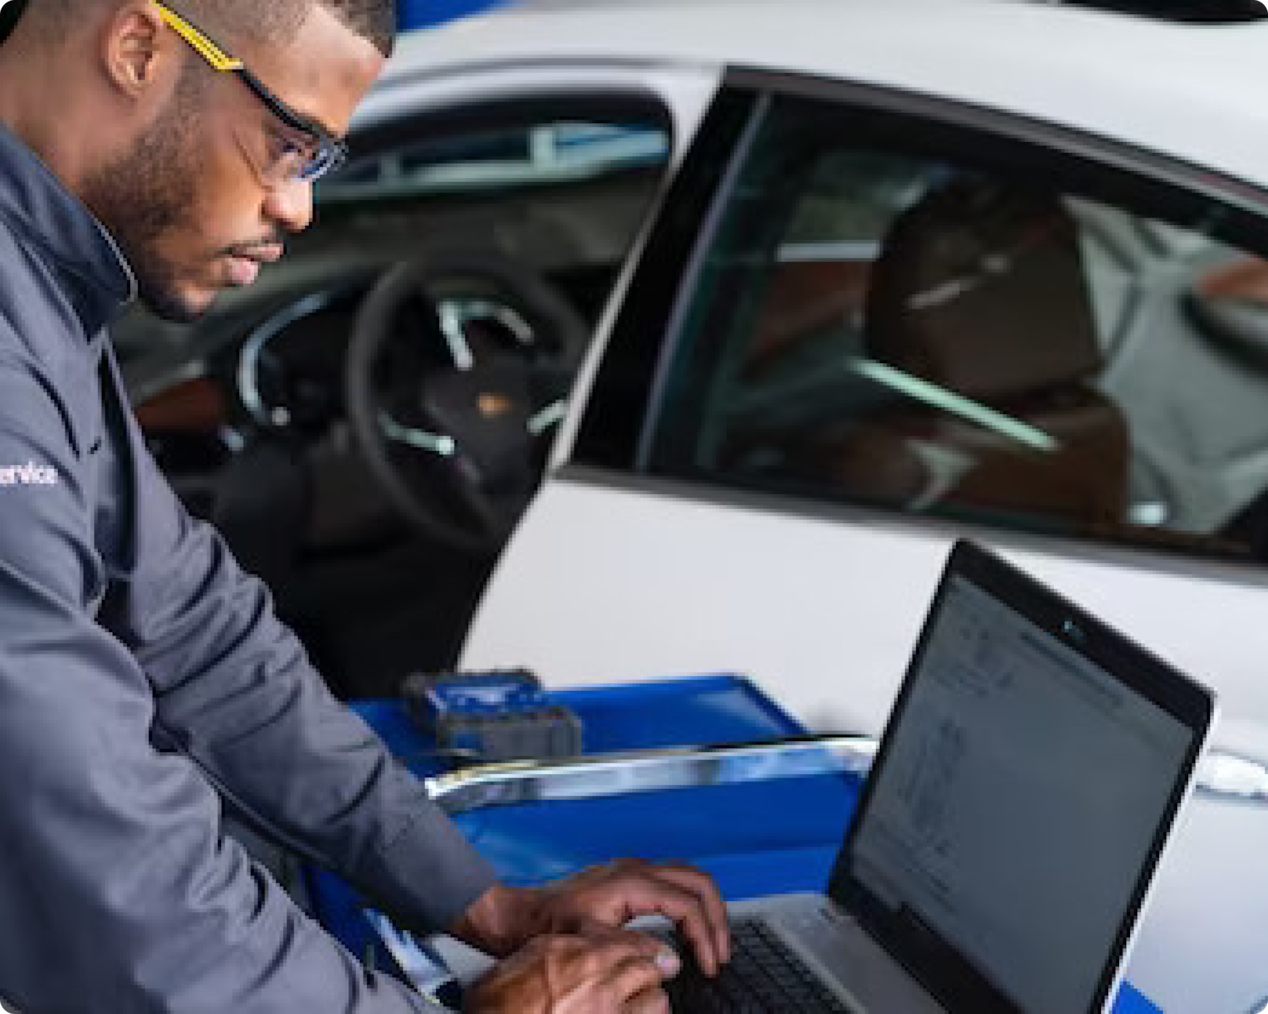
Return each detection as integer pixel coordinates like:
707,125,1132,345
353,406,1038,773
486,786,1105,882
385,1,1268,1010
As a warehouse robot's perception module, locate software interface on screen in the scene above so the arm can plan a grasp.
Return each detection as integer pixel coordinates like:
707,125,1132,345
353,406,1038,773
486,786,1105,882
850,576,1192,1014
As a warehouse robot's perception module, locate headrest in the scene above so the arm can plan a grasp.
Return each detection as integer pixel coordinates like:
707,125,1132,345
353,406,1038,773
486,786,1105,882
864,178,1102,401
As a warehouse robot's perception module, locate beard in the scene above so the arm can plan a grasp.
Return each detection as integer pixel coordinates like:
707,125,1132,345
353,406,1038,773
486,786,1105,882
81,75,205,323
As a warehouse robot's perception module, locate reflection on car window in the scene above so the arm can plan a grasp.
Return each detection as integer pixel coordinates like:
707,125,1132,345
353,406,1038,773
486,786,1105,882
646,93,1268,562
316,122,669,202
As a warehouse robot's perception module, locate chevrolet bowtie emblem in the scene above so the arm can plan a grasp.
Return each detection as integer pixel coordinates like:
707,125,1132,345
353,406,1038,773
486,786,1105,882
477,393,515,418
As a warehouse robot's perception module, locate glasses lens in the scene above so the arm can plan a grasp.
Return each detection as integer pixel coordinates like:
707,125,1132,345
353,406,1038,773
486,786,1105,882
297,140,347,183
263,133,346,185
236,69,347,186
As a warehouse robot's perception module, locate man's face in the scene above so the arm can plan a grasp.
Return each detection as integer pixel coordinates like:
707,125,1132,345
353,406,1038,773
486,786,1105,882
83,5,384,322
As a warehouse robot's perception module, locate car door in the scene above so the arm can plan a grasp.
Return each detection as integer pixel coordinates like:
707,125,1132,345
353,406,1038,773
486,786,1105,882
466,72,1268,741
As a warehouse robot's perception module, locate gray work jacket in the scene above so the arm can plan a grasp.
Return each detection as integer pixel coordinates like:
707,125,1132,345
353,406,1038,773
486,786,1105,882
0,125,496,1011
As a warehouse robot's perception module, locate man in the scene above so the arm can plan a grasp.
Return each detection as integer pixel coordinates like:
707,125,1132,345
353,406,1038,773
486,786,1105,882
0,1,729,1011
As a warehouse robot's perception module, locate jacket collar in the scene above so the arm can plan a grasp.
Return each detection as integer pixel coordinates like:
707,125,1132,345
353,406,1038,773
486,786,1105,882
0,124,137,336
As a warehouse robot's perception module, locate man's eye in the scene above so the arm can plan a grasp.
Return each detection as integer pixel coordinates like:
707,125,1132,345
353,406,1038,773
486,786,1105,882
268,129,312,163
260,126,326,183
269,134,297,159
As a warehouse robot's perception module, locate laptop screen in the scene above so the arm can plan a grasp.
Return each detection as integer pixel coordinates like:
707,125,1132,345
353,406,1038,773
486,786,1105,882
842,563,1201,1014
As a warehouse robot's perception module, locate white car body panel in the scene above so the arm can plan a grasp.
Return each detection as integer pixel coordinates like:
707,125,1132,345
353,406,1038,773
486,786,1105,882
464,478,1268,738
418,1,1268,1009
358,59,720,152
382,0,1268,193
1130,792,1268,1013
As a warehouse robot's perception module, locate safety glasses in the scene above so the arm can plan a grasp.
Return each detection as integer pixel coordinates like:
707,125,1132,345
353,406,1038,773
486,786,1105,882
154,1,348,184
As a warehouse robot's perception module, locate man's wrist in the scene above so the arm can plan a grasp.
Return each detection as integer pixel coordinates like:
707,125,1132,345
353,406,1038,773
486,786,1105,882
448,882,545,957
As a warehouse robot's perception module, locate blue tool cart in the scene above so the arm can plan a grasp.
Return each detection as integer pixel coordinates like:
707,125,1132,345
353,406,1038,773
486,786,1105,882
308,674,1160,1013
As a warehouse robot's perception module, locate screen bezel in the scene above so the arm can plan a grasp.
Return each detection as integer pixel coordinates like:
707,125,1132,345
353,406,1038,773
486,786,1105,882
827,539,1215,1013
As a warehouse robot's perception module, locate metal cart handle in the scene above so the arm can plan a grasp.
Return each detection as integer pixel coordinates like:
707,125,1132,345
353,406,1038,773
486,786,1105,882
424,733,879,815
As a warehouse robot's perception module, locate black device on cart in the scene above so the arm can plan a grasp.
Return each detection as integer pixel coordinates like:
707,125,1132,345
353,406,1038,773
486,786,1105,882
401,667,583,763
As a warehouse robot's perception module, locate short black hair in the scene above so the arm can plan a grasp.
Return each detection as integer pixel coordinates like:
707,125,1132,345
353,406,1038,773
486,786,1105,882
22,0,396,58
203,0,398,58
320,0,396,56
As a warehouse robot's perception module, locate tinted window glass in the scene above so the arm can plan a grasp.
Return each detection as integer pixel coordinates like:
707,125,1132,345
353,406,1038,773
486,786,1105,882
645,93,1268,561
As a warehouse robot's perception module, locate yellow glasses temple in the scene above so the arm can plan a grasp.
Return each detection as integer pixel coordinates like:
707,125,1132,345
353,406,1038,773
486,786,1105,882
154,3,244,73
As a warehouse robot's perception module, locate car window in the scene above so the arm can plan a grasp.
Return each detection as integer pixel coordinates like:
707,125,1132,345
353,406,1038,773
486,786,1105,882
641,91,1268,562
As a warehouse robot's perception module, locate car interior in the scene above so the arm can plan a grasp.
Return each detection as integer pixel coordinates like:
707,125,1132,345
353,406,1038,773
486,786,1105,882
794,176,1133,529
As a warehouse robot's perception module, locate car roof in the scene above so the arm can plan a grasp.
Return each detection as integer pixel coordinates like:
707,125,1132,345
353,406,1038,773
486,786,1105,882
383,0,1268,194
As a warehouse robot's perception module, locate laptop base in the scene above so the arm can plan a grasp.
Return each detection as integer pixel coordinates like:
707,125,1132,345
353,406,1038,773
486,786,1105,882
666,894,946,1014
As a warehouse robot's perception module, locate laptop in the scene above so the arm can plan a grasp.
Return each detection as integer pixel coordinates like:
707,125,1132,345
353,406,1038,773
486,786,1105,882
666,539,1215,1014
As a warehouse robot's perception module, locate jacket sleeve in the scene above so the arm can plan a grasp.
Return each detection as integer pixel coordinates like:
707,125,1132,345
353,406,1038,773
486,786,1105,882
96,352,499,926
0,352,470,1013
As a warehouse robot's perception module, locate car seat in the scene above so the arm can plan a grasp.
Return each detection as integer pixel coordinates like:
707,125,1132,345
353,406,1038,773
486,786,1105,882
800,177,1131,528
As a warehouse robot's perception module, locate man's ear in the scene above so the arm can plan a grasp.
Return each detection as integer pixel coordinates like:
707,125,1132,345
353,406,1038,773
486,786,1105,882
99,2,174,98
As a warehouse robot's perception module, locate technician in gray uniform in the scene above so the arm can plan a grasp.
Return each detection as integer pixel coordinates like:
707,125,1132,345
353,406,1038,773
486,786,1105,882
0,1,729,1011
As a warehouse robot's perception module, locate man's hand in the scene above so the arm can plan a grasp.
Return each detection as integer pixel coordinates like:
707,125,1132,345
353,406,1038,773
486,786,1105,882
464,930,680,1014
452,859,730,976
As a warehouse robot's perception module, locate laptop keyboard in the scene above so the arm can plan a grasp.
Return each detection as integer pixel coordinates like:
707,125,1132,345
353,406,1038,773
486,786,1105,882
664,919,858,1013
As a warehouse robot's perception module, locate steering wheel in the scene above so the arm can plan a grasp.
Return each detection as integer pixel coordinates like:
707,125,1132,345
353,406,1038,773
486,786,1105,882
345,249,589,554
